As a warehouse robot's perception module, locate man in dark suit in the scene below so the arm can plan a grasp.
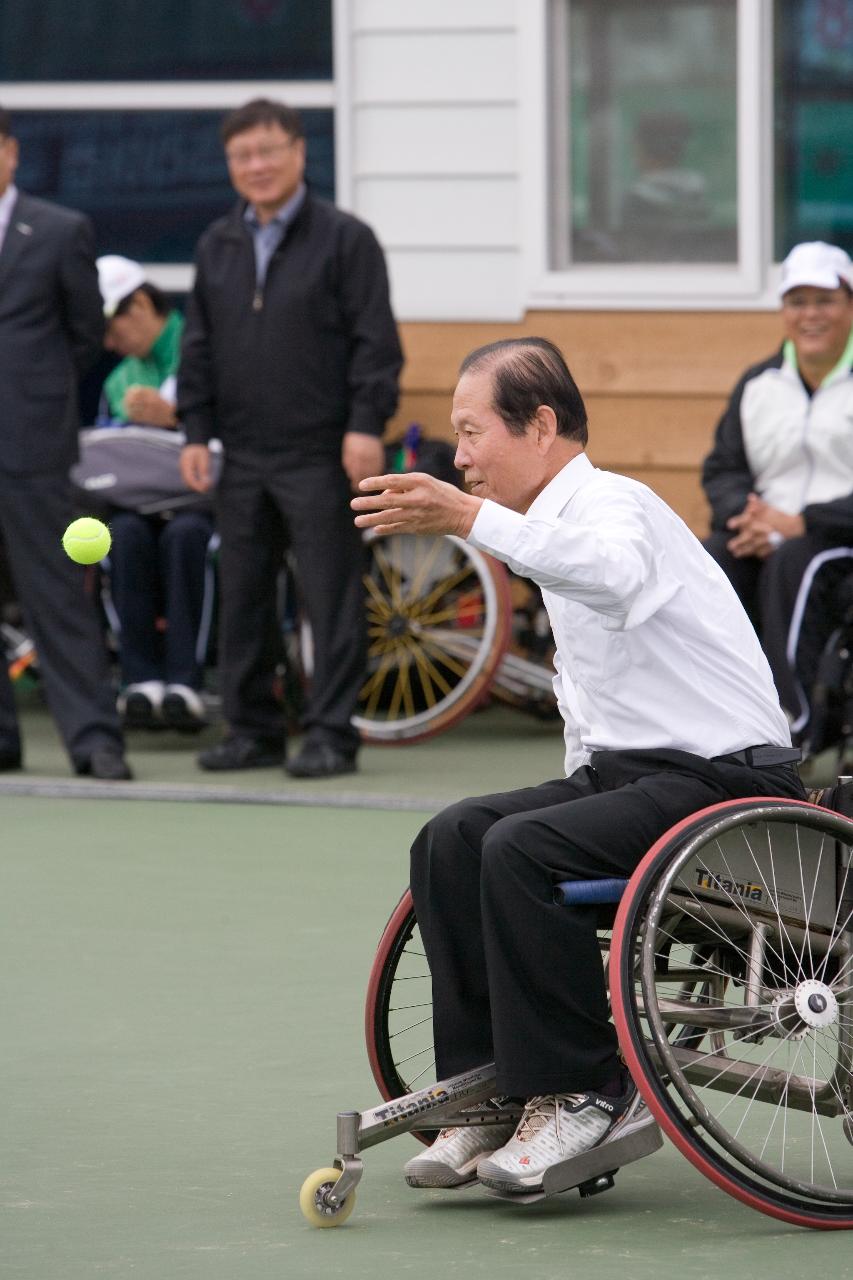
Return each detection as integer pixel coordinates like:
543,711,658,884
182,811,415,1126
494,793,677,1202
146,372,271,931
0,107,131,779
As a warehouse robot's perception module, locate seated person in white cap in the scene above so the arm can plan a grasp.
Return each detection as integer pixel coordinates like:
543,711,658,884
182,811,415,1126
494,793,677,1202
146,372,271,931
702,240,853,744
96,255,214,730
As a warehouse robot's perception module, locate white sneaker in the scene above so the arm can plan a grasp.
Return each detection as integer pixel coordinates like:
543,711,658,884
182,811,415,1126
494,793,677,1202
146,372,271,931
118,680,165,729
477,1084,655,1194
162,684,207,730
404,1119,517,1188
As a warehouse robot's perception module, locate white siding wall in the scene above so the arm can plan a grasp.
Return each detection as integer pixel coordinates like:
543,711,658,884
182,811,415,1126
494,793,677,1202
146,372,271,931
338,0,524,321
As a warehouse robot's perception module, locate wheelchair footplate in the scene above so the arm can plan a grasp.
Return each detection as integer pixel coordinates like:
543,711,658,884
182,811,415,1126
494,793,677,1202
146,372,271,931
299,1063,662,1226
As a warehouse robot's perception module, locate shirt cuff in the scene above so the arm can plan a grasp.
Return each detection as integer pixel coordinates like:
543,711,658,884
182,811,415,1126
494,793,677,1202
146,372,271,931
468,498,526,557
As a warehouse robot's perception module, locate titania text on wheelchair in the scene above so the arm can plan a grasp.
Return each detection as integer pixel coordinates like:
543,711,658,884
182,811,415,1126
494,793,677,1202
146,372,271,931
299,337,853,1230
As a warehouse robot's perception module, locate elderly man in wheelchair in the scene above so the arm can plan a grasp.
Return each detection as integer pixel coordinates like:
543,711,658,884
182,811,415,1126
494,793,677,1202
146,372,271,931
297,337,853,1231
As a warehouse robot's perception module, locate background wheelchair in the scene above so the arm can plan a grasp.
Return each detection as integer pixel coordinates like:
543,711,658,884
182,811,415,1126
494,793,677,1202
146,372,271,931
301,788,853,1230
351,532,557,744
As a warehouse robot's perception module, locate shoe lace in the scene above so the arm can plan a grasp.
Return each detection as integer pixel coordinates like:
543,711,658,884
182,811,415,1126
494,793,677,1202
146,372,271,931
516,1093,586,1145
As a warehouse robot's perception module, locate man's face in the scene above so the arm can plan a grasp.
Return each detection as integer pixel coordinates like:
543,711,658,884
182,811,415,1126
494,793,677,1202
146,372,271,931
782,285,853,369
451,368,546,513
224,121,305,215
0,132,19,197
104,293,161,358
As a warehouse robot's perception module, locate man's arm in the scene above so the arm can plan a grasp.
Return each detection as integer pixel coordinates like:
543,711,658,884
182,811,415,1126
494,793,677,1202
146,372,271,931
57,214,104,377
339,220,404,441
176,251,216,447
353,472,657,624
701,370,756,532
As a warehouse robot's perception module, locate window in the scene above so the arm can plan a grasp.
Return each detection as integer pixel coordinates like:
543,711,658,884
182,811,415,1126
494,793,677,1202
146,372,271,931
549,0,739,269
774,0,853,258
0,0,332,81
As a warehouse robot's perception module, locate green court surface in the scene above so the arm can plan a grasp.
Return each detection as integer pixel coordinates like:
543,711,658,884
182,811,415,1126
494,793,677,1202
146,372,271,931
1,702,850,1279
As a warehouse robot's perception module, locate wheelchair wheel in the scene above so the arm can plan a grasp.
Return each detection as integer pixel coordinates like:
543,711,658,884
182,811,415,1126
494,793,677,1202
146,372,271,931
365,890,435,1102
353,533,512,744
365,889,613,1102
611,799,853,1229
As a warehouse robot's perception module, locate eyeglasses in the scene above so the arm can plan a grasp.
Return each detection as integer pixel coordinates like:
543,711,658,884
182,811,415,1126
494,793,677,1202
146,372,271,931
225,140,296,169
782,293,847,311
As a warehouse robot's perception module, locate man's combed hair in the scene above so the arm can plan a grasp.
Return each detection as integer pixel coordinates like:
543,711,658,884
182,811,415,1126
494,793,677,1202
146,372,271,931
459,337,588,445
114,281,170,320
221,98,305,146
0,106,12,139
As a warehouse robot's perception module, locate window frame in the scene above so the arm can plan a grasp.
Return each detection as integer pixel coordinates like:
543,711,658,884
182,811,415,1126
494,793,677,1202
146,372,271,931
521,0,779,311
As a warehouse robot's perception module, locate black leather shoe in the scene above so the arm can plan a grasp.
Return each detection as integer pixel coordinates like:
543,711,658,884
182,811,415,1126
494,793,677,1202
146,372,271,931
198,734,285,772
0,747,22,772
75,749,133,781
285,740,358,779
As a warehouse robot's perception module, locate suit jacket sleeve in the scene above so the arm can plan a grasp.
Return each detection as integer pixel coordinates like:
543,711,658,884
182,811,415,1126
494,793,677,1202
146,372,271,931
339,221,404,437
177,249,217,445
57,214,105,377
701,369,756,532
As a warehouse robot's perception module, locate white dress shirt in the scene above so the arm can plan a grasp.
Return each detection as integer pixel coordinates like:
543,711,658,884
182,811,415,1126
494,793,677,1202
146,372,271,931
468,452,791,776
0,183,18,255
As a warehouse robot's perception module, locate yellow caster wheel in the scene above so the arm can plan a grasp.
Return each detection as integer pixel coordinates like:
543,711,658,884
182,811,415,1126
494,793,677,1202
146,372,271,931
299,1167,356,1228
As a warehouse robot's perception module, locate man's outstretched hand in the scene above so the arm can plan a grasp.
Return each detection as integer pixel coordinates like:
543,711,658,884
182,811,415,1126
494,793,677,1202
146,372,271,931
352,471,483,538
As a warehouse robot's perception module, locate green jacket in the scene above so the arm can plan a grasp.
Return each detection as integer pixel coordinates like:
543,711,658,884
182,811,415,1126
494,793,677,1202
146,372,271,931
103,310,184,423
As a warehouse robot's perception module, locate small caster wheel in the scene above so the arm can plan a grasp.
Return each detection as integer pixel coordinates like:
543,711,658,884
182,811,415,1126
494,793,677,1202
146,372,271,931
299,1166,356,1228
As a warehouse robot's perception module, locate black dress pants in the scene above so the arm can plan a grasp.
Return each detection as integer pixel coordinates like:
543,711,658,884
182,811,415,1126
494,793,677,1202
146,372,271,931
411,748,804,1097
0,468,123,763
215,451,365,749
108,509,214,688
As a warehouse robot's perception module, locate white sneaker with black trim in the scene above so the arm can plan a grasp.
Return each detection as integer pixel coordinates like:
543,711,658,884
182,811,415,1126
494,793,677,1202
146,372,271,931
162,684,207,730
403,1119,517,1189
118,680,165,729
477,1084,655,1194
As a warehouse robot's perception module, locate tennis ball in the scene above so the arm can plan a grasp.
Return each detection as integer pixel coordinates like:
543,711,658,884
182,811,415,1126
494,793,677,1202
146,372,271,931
62,517,111,565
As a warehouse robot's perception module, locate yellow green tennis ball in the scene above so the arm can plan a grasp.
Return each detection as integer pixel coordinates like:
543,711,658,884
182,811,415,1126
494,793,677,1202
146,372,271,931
62,517,111,565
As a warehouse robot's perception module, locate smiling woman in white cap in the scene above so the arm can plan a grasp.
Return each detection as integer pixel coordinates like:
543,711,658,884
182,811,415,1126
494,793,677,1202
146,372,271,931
94,255,213,732
702,240,853,745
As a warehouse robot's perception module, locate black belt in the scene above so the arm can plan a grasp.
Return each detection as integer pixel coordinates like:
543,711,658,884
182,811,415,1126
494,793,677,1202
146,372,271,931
713,745,802,768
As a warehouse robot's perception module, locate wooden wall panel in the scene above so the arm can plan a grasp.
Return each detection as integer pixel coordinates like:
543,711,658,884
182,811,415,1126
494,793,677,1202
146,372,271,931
389,393,727,469
398,311,780,395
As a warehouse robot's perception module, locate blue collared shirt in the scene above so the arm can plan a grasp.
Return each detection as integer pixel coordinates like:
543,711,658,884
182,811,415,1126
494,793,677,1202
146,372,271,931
243,183,307,289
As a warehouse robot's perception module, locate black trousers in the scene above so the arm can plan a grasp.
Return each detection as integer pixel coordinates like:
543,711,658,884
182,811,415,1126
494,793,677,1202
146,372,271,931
0,469,123,763
704,531,853,725
108,510,214,688
215,451,364,749
411,748,804,1097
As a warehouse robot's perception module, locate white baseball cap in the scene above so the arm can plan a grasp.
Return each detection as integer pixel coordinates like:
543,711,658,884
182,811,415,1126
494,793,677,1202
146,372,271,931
778,241,853,299
96,254,147,318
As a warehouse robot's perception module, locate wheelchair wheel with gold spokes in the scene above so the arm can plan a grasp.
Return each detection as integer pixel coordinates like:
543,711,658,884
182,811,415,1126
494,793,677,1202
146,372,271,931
354,533,512,744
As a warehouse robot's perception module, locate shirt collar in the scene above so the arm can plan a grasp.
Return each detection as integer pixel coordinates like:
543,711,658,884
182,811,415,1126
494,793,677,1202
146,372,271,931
243,182,306,233
525,451,595,521
783,331,853,389
0,183,18,227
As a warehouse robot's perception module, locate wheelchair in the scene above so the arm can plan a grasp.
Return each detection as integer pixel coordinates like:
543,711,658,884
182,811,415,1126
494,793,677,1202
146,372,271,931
353,531,557,744
300,788,853,1230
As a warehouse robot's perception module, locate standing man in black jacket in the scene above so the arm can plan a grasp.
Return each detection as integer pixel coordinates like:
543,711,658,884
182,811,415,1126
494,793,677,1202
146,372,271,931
179,99,403,778
0,108,131,780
